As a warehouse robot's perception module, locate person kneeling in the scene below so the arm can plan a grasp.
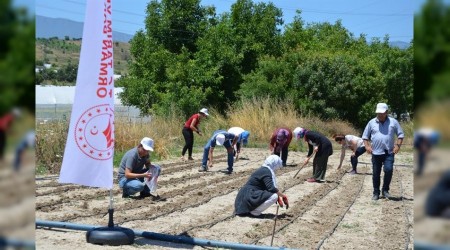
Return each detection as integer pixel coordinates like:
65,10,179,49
117,137,162,200
234,155,288,217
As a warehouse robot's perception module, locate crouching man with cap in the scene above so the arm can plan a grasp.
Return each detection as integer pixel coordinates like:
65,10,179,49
200,130,238,174
117,137,162,200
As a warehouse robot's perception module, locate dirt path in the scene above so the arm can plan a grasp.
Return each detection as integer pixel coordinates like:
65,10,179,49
36,148,414,249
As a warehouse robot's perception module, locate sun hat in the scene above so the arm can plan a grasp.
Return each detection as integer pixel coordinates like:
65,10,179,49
199,108,209,116
241,130,250,146
215,134,225,145
293,127,305,139
375,103,388,113
140,137,154,151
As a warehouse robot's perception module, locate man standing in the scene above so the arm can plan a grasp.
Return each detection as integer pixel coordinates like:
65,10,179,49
117,137,162,200
362,103,404,200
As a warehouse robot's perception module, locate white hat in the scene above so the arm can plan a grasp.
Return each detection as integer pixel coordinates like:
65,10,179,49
375,103,388,113
293,127,305,139
215,134,225,146
140,137,154,151
199,108,209,116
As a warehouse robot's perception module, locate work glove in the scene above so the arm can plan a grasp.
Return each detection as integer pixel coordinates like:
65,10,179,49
277,196,284,208
283,195,289,209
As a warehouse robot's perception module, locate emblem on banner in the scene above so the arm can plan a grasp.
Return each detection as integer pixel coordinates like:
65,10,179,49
75,104,114,160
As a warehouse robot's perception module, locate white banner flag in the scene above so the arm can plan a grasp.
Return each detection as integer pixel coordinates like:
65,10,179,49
59,0,114,189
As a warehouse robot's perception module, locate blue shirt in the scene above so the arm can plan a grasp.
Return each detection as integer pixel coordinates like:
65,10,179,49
209,130,236,147
362,117,404,155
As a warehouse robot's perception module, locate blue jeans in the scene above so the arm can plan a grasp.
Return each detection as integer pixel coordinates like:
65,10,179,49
118,168,150,196
350,146,366,171
371,152,394,195
202,139,234,172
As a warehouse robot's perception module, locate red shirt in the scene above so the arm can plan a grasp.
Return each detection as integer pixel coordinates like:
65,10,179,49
184,113,201,130
0,113,14,131
269,127,293,150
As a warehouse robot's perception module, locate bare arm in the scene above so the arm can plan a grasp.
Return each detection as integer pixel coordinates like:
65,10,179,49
124,167,151,179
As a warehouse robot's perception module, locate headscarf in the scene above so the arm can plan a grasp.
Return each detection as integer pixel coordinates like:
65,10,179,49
262,155,283,188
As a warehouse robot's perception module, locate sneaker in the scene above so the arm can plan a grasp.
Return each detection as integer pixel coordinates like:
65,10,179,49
219,169,232,175
122,193,130,198
151,195,167,202
198,166,208,172
139,192,152,198
382,191,391,199
188,157,194,161
307,178,316,183
181,156,186,161
372,194,380,200
348,170,357,175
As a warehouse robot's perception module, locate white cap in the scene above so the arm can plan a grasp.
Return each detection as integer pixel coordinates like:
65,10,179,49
375,103,388,113
199,108,209,116
215,134,225,146
140,137,154,151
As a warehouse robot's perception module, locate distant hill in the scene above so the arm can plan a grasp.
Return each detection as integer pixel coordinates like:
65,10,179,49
36,15,134,43
389,41,411,50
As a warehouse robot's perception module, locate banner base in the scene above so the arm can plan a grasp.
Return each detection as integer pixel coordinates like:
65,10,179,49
86,226,134,246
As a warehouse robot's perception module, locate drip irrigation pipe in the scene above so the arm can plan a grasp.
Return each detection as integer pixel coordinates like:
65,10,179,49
36,220,293,250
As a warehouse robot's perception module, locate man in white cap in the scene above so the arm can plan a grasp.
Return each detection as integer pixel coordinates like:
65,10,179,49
199,130,238,174
227,127,250,162
362,103,404,200
117,137,162,200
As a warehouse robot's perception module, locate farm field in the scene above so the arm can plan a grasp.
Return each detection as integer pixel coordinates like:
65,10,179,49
36,148,415,249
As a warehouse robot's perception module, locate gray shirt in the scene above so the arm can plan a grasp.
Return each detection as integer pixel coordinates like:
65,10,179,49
362,117,404,155
117,147,149,180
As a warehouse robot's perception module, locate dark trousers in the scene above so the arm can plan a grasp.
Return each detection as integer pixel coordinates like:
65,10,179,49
350,146,366,171
312,153,329,180
182,127,194,158
274,146,288,166
0,131,5,160
371,152,394,195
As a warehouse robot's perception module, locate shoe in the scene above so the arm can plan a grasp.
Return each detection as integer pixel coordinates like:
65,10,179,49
382,191,391,199
307,178,316,183
122,193,130,198
188,157,194,161
348,170,357,175
139,192,152,198
151,195,166,202
198,166,208,172
181,156,186,161
372,194,380,200
219,169,232,175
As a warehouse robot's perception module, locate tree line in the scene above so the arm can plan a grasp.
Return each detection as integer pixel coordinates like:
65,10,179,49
118,0,412,129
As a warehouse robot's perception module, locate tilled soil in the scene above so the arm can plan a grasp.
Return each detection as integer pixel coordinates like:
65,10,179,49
35,148,414,249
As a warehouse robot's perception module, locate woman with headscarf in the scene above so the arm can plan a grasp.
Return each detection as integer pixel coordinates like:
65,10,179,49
294,127,333,183
234,155,289,217
269,127,293,167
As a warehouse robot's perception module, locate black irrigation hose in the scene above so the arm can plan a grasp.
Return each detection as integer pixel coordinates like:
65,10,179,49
250,170,348,245
315,168,367,250
395,168,413,250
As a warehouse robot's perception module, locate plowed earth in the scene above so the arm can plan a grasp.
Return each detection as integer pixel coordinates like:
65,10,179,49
36,148,414,249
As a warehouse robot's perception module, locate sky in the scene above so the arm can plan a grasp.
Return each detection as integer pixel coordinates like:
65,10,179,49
32,0,428,43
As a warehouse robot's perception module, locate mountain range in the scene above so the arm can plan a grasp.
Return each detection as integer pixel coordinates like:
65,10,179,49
36,15,134,43
36,15,410,49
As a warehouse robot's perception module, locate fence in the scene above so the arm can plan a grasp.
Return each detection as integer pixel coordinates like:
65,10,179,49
36,104,151,123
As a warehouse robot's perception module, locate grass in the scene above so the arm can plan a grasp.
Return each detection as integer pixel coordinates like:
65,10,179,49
36,97,415,174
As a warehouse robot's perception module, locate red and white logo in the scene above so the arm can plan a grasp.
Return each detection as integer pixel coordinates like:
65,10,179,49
74,104,114,160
